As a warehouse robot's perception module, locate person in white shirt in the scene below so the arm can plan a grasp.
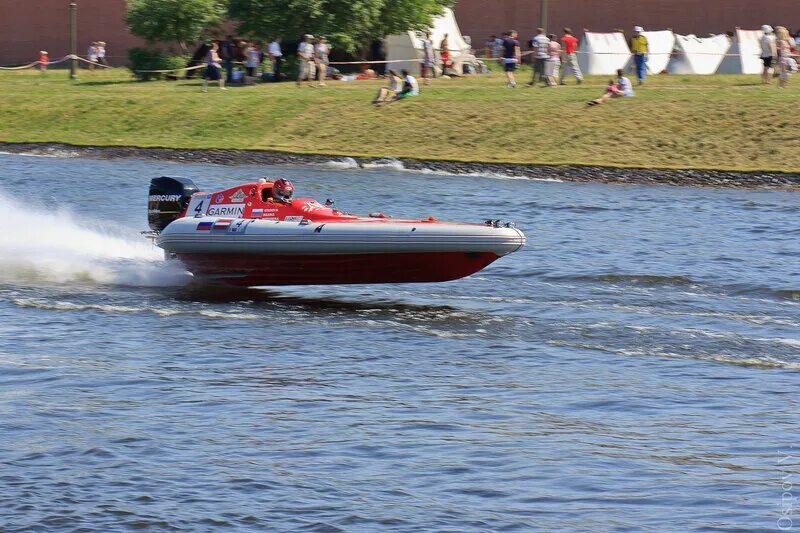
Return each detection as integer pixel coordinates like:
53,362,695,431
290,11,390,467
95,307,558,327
87,41,98,71
421,32,435,85
393,69,419,100
760,25,777,85
372,69,402,106
315,36,330,86
529,28,550,86
588,69,633,105
268,36,282,81
244,41,260,77
97,41,107,66
297,34,315,85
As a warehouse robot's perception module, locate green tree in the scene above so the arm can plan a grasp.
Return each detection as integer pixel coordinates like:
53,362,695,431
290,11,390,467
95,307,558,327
228,0,452,55
126,0,228,54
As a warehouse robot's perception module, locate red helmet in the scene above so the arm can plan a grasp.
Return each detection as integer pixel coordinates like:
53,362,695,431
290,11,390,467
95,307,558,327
273,179,294,201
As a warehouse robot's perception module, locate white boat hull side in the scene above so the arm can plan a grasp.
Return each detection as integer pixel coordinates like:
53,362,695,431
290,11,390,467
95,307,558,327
157,218,526,256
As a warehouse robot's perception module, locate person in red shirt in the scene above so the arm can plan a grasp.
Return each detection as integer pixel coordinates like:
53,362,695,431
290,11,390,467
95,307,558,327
559,28,583,85
38,51,48,72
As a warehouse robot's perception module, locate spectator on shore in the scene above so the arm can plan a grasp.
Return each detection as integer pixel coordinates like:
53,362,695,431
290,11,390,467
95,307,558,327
545,33,561,86
502,30,521,88
97,41,107,66
529,28,549,86
201,42,226,92
587,68,633,105
221,35,235,83
559,28,582,84
440,34,451,76
760,25,777,84
775,26,793,88
631,26,649,85
394,69,419,101
297,34,315,86
245,41,260,78
421,32,435,85
38,51,48,73
87,41,98,70
315,36,330,86
268,36,283,81
373,69,402,105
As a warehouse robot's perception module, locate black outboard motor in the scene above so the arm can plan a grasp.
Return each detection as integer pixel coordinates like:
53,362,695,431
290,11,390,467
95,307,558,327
148,176,199,232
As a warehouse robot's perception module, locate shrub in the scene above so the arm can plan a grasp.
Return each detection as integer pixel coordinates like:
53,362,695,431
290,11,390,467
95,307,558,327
128,48,189,81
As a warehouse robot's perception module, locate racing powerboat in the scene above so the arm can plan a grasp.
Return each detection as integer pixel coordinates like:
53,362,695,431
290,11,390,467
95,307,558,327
147,176,525,286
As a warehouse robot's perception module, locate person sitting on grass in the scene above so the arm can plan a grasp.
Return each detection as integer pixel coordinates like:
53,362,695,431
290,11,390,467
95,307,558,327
587,69,633,105
373,69,402,105
392,69,419,102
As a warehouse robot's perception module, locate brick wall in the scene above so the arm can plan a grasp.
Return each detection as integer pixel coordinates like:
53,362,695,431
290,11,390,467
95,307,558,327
454,0,800,46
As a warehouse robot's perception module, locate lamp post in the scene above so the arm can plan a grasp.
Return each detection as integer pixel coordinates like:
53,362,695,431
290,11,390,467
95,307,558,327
540,0,548,32
69,1,77,79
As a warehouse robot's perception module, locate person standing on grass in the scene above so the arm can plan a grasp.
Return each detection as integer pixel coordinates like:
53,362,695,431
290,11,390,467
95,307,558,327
544,34,561,86
760,25,777,84
529,28,550,86
221,35,235,83
775,26,793,88
440,34,450,76
269,36,283,81
245,41,260,78
297,34,316,86
97,41,107,66
201,42,226,92
502,30,521,88
87,41,98,70
559,28,582,84
421,32,435,85
38,51,48,72
631,26,649,85
315,36,330,86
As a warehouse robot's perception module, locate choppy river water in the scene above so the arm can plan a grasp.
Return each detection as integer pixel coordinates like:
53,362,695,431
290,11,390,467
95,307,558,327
0,152,798,532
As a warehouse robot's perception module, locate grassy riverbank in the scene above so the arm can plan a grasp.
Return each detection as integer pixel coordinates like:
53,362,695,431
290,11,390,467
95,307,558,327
2,69,798,172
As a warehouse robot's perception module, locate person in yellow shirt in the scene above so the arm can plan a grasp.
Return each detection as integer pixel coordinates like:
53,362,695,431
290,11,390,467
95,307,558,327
631,26,649,85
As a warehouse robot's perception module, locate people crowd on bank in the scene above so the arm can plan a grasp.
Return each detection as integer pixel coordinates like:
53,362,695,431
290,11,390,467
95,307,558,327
18,20,800,103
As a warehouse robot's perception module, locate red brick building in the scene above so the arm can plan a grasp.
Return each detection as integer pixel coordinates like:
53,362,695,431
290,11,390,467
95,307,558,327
454,0,800,45
1,0,799,66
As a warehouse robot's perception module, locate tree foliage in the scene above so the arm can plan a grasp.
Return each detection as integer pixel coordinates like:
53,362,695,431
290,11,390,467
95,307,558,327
228,0,453,53
126,0,227,52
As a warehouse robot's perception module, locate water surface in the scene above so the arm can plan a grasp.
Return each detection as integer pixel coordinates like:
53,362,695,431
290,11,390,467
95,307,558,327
0,153,798,532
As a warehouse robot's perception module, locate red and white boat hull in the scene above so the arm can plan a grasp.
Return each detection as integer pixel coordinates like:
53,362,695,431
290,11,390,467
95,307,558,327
157,218,525,285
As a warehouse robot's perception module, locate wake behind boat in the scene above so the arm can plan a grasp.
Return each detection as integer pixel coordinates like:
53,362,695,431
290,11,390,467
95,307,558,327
147,176,525,285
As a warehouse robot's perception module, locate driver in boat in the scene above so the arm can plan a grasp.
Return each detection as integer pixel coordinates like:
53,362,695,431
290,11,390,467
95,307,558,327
272,178,294,203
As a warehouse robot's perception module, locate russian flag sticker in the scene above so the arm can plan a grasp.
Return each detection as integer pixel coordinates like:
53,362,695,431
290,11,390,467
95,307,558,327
196,221,213,231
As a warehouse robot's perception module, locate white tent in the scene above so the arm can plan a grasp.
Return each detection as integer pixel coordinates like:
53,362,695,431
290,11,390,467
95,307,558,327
385,7,471,75
717,29,763,74
668,34,730,75
577,32,631,75
638,30,675,74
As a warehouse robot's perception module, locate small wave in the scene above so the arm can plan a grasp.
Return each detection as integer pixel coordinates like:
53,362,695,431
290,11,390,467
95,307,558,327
361,158,406,171
550,273,696,286
320,157,359,170
0,149,79,159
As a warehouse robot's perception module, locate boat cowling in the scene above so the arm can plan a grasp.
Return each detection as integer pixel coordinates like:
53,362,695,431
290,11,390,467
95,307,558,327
148,177,199,232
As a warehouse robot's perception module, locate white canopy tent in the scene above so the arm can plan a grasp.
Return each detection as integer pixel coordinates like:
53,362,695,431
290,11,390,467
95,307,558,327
577,32,631,75
717,29,763,74
638,30,675,74
385,7,471,76
668,34,730,75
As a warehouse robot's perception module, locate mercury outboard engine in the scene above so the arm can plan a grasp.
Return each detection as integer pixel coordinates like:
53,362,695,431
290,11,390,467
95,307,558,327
148,176,199,232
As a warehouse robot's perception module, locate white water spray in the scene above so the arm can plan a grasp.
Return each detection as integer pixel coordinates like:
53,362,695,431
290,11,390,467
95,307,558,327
0,192,190,286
